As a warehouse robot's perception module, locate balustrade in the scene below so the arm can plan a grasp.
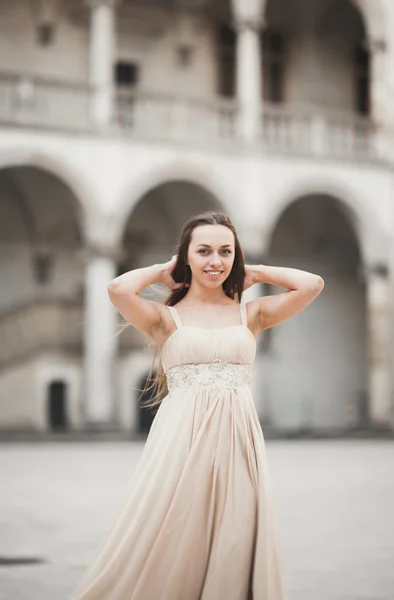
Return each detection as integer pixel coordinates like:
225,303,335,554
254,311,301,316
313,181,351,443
0,71,376,161
262,102,375,160
0,72,91,130
262,103,313,154
115,90,237,143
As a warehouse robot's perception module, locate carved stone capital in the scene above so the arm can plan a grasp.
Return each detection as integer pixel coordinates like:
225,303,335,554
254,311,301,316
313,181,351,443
83,216,122,262
234,17,265,33
82,242,122,263
231,0,266,31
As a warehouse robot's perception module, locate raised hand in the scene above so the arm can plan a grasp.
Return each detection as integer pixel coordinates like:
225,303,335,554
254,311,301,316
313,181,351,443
159,255,183,290
243,264,256,291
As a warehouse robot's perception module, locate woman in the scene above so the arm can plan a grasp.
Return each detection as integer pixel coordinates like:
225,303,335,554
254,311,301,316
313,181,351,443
74,210,324,600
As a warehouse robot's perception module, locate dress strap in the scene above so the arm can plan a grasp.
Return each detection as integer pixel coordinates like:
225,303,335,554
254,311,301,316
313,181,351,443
239,302,248,327
168,305,183,329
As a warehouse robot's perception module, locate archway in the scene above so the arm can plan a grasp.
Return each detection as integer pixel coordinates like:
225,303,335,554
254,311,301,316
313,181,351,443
215,0,377,115
119,180,223,272
263,0,370,114
0,165,84,430
263,194,367,433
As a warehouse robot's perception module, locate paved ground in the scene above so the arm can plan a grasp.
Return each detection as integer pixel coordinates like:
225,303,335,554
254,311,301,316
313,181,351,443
0,440,393,600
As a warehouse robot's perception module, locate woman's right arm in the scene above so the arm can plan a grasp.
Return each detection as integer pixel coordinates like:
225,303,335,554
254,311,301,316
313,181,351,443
107,256,179,337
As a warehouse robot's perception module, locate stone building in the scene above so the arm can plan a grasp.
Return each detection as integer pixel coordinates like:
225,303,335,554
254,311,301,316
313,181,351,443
0,0,393,435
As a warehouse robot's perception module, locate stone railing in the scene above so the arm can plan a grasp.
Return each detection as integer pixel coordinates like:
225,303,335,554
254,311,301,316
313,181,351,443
0,301,84,369
0,71,91,130
262,103,375,160
324,110,374,159
115,89,237,143
0,70,376,161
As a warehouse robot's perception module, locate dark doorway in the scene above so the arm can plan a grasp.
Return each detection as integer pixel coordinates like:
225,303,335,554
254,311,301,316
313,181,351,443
48,380,68,431
137,372,157,434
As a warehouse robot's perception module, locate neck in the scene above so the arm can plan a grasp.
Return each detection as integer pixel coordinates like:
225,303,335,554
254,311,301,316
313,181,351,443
185,279,229,304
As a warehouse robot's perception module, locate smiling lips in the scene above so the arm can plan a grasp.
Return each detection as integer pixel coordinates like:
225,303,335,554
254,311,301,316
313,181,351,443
204,270,224,276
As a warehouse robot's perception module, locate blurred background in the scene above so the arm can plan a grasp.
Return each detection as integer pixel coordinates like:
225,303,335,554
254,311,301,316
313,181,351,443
0,0,394,599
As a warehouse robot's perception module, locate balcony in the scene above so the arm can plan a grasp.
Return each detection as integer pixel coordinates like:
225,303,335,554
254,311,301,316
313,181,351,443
0,71,377,163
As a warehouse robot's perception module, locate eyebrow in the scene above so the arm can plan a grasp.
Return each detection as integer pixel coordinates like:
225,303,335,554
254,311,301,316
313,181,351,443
196,244,232,248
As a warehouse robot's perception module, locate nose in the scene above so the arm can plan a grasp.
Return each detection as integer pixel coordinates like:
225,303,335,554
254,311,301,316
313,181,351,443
208,253,222,267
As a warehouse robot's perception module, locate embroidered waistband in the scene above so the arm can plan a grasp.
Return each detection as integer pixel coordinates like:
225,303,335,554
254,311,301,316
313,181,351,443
166,359,252,394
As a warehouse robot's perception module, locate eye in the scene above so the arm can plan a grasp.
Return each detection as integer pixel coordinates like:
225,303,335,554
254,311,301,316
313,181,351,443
221,249,232,255
198,249,209,254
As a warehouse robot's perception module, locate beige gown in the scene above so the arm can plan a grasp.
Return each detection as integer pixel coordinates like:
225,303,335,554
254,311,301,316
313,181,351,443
74,303,286,600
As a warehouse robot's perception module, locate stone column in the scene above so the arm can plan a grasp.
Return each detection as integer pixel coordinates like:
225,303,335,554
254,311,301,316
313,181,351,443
366,264,392,428
231,0,266,142
84,244,119,427
86,0,119,126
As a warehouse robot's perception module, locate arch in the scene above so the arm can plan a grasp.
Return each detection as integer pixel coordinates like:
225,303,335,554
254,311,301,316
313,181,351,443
0,148,95,229
114,161,235,246
263,190,369,432
262,179,388,268
263,0,388,42
350,0,388,42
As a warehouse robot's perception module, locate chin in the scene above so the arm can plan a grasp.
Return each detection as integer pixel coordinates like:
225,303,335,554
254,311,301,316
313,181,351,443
203,278,226,288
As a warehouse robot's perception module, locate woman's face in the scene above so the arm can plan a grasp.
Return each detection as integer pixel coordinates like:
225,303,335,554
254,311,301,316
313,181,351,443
187,224,235,288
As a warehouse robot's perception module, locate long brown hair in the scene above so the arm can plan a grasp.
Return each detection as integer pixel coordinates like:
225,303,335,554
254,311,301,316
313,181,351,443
140,210,246,411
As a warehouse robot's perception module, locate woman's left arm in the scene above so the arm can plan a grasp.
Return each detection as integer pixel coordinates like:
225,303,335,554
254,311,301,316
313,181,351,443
244,264,324,332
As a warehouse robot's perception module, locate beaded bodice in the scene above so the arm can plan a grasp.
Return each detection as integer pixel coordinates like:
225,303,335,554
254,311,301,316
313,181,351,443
166,361,252,394
160,304,256,395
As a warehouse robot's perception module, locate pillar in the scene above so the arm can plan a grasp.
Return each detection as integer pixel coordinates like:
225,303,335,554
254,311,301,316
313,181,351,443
86,0,119,126
366,264,392,428
231,0,266,142
84,244,118,427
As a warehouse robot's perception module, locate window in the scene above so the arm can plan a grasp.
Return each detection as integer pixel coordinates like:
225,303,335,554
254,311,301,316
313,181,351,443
217,25,236,97
216,25,286,102
354,45,370,115
115,61,139,87
262,29,285,103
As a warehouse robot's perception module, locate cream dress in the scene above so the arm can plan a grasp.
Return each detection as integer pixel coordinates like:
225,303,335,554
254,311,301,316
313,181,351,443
74,303,286,600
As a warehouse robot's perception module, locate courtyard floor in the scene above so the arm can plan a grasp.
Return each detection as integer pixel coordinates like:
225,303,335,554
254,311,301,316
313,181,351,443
0,439,393,600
